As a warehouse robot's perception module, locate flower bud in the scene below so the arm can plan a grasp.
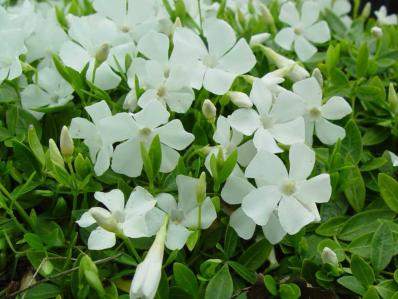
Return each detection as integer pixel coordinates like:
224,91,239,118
202,99,217,122
321,247,338,266
250,33,270,46
259,4,274,26
371,26,383,38
123,90,138,112
95,43,110,66
130,216,168,299
60,126,74,159
388,83,398,114
196,172,207,204
227,91,253,108
361,2,371,19
49,138,64,168
312,68,323,87
89,207,120,233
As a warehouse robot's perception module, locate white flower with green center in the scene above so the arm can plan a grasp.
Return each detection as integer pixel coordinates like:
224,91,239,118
229,79,305,153
21,66,74,119
76,188,163,250
375,6,397,26
173,18,256,95
100,100,194,177
130,31,195,113
156,175,217,250
275,1,331,61
0,28,26,84
59,14,135,90
292,77,352,145
242,143,331,235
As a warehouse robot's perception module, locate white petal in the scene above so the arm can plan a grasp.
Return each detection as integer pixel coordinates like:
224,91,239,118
304,21,331,44
94,145,112,176
262,212,286,244
279,2,300,26
87,61,121,90
245,150,288,184
177,175,199,213
166,88,195,113
98,113,138,145
159,145,180,173
93,0,126,22
218,39,256,74
88,228,116,250
156,193,177,214
294,36,317,61
214,116,231,146
85,100,112,124
69,118,96,139
221,176,255,205
300,1,320,27
315,118,346,145
275,28,295,50
293,77,322,107
94,189,125,213
111,138,143,177
59,40,90,72
183,197,217,229
134,100,169,129
165,223,191,250
321,96,352,120
242,186,281,226
203,68,236,95
253,128,282,153
288,143,315,180
270,117,305,145
155,120,194,150
228,108,261,136
271,90,305,123
137,31,169,63
278,196,314,235
230,208,256,240
250,79,273,115
295,174,331,204
76,211,96,227
125,186,156,215
173,27,207,59
203,18,236,58
237,139,257,167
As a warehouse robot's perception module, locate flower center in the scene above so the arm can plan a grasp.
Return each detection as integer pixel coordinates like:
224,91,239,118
121,24,130,32
112,210,125,223
170,209,185,224
308,107,322,120
203,54,217,68
293,27,302,35
139,127,152,138
157,86,167,98
163,66,170,78
280,179,297,196
260,115,274,129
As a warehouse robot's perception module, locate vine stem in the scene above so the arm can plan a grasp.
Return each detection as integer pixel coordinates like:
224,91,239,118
120,235,142,262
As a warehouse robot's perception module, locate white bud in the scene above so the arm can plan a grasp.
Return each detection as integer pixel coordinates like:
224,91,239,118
130,216,168,299
250,33,270,46
321,247,338,265
371,26,383,38
227,91,253,108
60,126,74,159
259,4,274,25
202,99,217,122
361,2,371,19
49,138,64,168
95,43,110,66
312,68,323,87
123,90,138,112
89,207,120,233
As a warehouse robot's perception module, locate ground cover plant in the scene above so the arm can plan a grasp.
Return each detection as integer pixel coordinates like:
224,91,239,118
0,0,398,298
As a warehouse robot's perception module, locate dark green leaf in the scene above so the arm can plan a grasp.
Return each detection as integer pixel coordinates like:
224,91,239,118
173,263,198,296
371,222,394,273
238,239,272,271
351,255,375,288
204,265,233,299
378,174,398,213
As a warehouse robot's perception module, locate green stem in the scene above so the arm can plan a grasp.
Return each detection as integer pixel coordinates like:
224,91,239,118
121,235,141,262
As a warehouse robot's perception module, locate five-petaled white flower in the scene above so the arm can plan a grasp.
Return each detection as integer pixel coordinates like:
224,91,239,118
275,1,331,61
375,6,398,26
243,143,331,235
292,77,352,145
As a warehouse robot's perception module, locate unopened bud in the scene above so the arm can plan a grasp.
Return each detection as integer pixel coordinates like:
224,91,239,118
250,33,270,46
123,90,138,112
312,68,323,87
60,126,74,159
89,207,120,233
259,4,275,26
49,138,64,168
174,17,182,29
361,2,371,19
95,43,110,66
227,91,252,108
202,99,217,122
196,172,207,204
321,247,338,265
388,83,398,114
371,26,383,38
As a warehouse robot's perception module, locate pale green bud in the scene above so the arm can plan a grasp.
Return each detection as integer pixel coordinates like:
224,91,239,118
361,2,371,19
49,138,64,168
371,26,383,38
321,247,338,265
202,99,217,122
95,43,110,66
388,83,398,114
227,91,253,108
259,4,274,26
60,126,74,159
196,172,207,205
89,207,120,234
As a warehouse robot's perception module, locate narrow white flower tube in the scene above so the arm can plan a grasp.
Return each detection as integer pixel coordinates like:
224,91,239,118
227,91,253,108
321,247,338,266
130,216,169,299
250,33,270,46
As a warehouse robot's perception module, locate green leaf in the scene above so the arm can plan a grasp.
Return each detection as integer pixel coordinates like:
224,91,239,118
218,150,238,183
376,280,398,299
22,283,60,299
224,225,238,259
24,233,44,251
263,275,278,296
341,162,365,212
149,135,162,176
356,43,369,78
140,142,154,183
238,239,272,271
378,174,398,213
227,261,256,284
204,265,233,299
371,222,394,273
279,283,301,299
364,286,381,299
316,216,348,236
351,255,375,288
173,263,198,296
341,120,362,165
28,125,45,167
337,276,366,295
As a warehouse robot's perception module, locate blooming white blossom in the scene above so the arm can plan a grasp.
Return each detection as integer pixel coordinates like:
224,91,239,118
243,143,331,235
229,79,305,153
21,66,74,119
292,77,352,145
318,0,352,28
130,215,168,299
375,6,397,26
76,188,163,250
0,28,26,84
59,14,135,90
275,1,331,61
156,175,217,250
173,18,256,95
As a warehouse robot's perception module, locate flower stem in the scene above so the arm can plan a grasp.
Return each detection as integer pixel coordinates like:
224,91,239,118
121,235,141,262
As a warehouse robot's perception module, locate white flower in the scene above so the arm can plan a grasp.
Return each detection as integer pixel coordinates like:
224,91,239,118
21,66,74,119
0,28,26,84
130,215,168,299
181,0,219,23
275,1,331,61
243,143,332,234
131,31,195,113
375,6,397,26
229,79,305,153
76,188,162,250
292,77,352,145
389,151,398,167
318,0,352,28
173,18,256,95
101,100,194,177
59,14,135,90
156,175,217,250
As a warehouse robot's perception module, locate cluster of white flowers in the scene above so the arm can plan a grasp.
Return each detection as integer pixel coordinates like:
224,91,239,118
3,0,390,298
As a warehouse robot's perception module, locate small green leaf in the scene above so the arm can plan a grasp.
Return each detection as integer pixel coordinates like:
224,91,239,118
279,283,301,299
140,142,153,183
264,275,278,296
363,286,380,299
316,216,348,236
238,239,272,271
173,263,198,296
341,120,362,165
218,150,238,183
204,265,233,299
371,222,394,273
356,43,369,78
227,261,256,284
375,280,398,299
28,125,45,167
24,233,44,251
224,225,238,259
149,135,162,175
351,255,375,288
378,174,398,213
342,162,365,212
22,283,60,299
337,276,366,295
